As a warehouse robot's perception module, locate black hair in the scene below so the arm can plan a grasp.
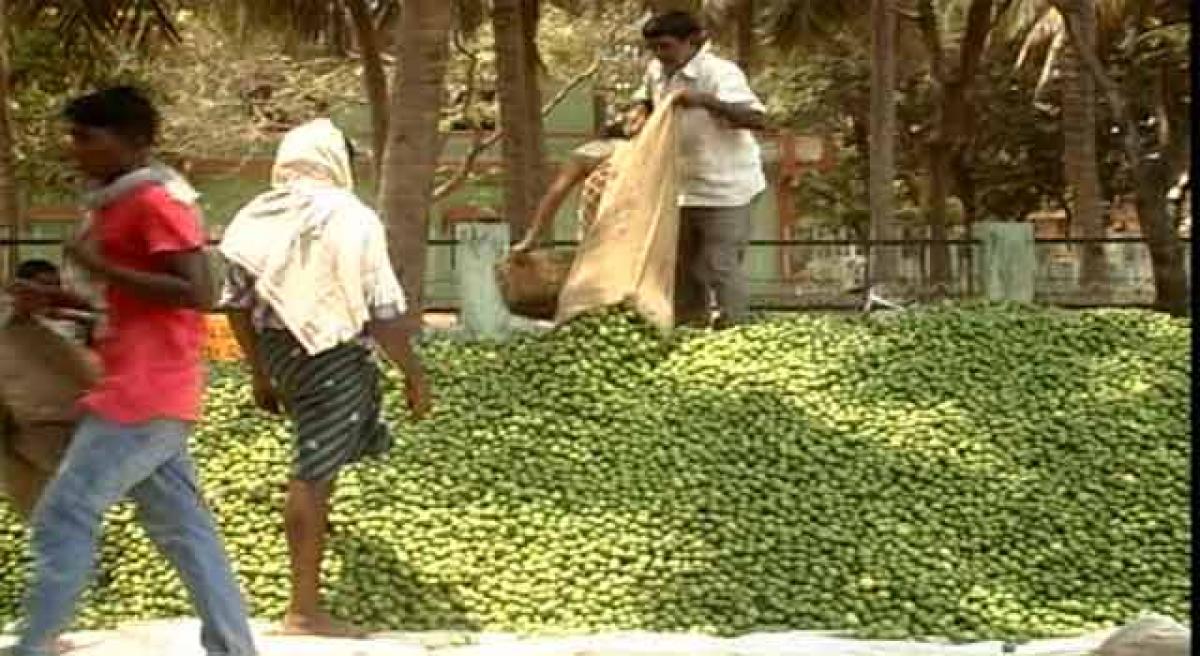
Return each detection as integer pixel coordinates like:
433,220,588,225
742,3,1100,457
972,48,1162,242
15,259,59,281
63,85,160,147
599,121,628,140
599,99,655,139
642,11,704,40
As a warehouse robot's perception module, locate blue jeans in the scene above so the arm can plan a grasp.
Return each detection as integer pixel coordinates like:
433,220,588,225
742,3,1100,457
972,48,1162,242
12,415,257,656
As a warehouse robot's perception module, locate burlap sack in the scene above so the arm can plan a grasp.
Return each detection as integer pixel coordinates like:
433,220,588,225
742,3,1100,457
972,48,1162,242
555,94,682,331
495,248,576,320
0,317,100,519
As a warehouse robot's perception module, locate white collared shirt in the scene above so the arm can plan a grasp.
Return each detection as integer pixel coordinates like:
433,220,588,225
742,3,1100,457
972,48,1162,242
635,47,767,208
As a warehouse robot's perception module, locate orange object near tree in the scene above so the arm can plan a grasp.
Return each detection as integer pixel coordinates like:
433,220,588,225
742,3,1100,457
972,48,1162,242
203,314,244,362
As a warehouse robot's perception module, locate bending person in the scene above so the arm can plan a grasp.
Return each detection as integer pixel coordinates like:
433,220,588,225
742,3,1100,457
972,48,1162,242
513,101,650,253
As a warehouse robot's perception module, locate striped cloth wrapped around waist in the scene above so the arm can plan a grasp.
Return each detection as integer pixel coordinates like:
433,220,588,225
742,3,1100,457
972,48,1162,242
258,329,391,483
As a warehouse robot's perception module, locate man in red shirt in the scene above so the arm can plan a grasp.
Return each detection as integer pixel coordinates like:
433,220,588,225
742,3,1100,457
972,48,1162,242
3,87,257,656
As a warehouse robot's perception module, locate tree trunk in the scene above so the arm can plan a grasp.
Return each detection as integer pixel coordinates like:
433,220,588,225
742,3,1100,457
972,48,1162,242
347,0,389,180
868,0,899,287
1049,0,1189,315
927,142,952,287
1135,162,1189,315
735,0,758,75
916,0,993,294
492,0,548,236
1060,0,1108,294
0,0,19,278
377,0,453,327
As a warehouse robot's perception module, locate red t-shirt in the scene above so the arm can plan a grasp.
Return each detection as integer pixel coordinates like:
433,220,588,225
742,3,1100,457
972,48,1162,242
80,183,206,424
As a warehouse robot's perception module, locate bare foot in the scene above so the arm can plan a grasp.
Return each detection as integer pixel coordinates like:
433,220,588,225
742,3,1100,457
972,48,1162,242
274,612,369,639
0,639,75,655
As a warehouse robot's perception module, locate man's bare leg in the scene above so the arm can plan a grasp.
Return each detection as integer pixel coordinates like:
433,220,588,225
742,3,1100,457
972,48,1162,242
279,478,368,639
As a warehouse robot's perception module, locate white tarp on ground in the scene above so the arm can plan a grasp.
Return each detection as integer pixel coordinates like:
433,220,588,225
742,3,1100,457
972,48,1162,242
0,615,1188,656
0,620,427,656
435,629,1113,656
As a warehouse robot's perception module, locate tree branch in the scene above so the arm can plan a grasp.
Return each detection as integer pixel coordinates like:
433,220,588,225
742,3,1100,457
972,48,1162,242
916,0,945,83
431,57,601,201
958,0,995,85
347,0,389,175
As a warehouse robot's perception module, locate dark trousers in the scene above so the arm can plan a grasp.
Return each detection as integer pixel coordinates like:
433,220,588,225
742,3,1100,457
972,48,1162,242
674,203,752,326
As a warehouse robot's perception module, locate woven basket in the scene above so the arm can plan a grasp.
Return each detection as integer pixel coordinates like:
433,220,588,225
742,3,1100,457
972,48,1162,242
495,248,575,320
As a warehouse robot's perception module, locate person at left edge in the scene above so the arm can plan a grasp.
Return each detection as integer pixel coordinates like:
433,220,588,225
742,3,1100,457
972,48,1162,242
2,86,258,656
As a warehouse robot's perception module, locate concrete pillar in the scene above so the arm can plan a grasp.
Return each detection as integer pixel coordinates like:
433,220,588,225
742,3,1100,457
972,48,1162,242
974,222,1036,303
455,220,513,340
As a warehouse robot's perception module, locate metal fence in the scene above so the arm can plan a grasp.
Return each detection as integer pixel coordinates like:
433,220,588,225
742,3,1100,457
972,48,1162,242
0,237,1189,311
420,237,1192,310
1031,238,1192,306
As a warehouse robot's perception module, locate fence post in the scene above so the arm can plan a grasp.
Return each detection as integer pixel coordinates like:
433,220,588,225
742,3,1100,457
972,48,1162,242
974,222,1036,302
455,220,514,340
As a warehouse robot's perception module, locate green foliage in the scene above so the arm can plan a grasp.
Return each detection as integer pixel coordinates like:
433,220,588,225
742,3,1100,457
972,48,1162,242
759,37,1067,226
787,147,870,236
8,14,362,204
965,57,1067,222
0,305,1189,641
7,0,180,64
755,42,869,134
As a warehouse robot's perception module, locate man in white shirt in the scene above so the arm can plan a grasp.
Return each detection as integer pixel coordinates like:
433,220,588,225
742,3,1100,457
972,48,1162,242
635,11,767,328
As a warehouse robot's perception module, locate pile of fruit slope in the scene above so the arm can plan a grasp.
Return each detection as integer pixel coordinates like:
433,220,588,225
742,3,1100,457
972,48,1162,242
0,304,1189,642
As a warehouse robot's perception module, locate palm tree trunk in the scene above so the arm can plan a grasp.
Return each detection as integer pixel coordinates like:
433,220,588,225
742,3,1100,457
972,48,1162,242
735,0,758,75
1135,162,1189,315
927,142,952,287
1060,0,1107,295
868,0,899,287
0,0,19,278
1049,0,1188,316
492,0,548,236
347,0,389,180
378,0,453,327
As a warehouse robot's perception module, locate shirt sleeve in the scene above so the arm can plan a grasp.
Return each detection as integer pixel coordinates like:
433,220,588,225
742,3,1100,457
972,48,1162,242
711,62,766,113
360,221,407,322
631,65,656,105
140,188,205,255
217,262,255,312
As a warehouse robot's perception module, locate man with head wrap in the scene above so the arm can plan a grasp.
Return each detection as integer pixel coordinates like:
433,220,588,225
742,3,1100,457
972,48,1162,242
219,118,430,638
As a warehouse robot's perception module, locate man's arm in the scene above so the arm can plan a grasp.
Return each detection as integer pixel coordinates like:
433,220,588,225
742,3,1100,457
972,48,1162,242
226,308,280,414
227,309,264,377
359,217,430,419
700,95,766,130
515,158,594,252
67,193,213,310
67,238,212,310
674,90,766,130
674,61,767,131
368,318,430,419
